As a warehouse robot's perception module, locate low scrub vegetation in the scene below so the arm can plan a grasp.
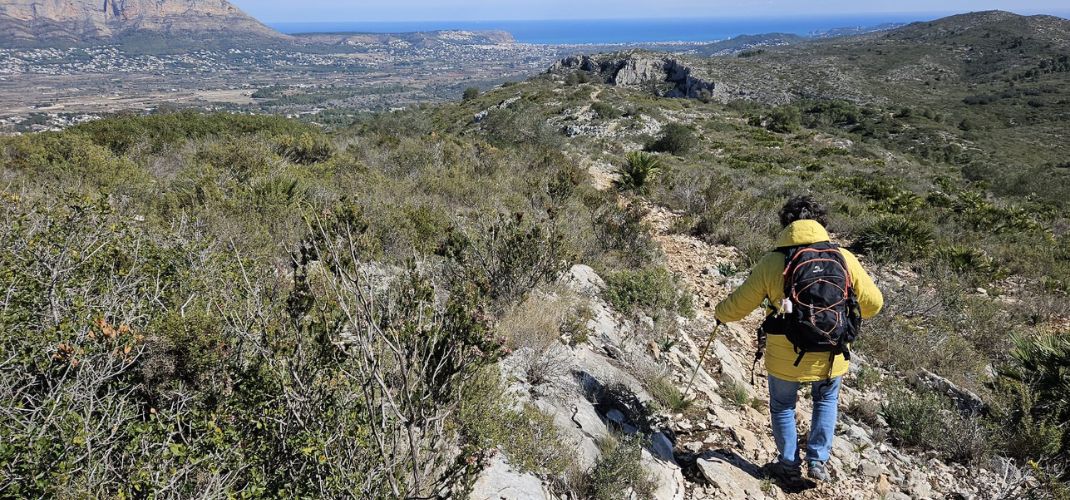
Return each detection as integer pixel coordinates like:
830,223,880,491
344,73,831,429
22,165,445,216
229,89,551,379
585,435,656,500
603,267,694,320
852,215,935,262
646,374,693,413
646,123,697,155
459,369,574,477
4,33,1070,493
0,110,648,497
881,388,989,464
498,292,574,386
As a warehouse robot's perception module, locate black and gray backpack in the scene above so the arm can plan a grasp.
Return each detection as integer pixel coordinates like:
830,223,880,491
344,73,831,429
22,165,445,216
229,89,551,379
761,242,862,367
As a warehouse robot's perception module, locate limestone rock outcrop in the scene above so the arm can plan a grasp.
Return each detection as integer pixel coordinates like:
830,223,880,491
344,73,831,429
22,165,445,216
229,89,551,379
551,52,723,100
0,0,283,44
470,455,550,500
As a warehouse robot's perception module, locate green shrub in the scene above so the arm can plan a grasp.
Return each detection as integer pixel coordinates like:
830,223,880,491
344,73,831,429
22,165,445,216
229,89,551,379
718,377,752,408
70,110,315,154
274,132,335,165
561,302,594,346
585,435,655,500
565,71,594,86
0,196,505,498
881,389,989,464
458,368,573,476
692,188,779,266
857,284,993,384
463,87,481,101
852,215,934,262
482,102,562,149
249,174,307,210
0,133,147,192
935,245,1000,279
830,176,924,214
592,102,622,119
585,194,659,268
616,152,663,194
646,123,696,155
139,310,231,400
801,100,865,128
447,212,574,311
845,399,882,428
989,376,1063,464
765,106,801,133
603,267,692,319
647,375,693,413
990,333,1070,470
195,136,274,181
851,363,882,392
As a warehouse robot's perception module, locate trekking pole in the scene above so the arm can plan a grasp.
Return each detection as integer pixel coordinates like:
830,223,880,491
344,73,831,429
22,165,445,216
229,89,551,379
683,321,722,399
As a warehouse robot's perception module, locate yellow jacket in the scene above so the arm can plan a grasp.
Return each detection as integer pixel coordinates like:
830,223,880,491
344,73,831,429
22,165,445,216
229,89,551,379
714,220,884,382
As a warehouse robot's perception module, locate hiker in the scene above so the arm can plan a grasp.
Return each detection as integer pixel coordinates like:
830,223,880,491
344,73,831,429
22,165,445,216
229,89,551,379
713,195,883,483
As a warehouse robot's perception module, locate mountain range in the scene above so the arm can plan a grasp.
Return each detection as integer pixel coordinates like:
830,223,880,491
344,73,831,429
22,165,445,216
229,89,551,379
0,0,283,44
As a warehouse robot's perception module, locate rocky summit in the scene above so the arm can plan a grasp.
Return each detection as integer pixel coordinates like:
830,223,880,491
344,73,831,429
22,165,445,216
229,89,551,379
0,0,283,45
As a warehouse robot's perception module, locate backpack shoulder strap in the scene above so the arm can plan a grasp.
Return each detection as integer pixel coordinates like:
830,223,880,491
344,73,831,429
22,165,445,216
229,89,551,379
808,241,839,251
774,245,797,259
828,244,855,285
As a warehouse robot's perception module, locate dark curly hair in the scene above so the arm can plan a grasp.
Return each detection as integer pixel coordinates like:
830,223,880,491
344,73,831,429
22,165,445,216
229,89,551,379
779,195,829,228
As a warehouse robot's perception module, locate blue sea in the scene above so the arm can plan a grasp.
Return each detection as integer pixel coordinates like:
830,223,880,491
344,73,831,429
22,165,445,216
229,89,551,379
271,14,954,44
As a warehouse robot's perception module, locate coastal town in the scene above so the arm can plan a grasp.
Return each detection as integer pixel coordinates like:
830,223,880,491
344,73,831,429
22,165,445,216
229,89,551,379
0,31,569,132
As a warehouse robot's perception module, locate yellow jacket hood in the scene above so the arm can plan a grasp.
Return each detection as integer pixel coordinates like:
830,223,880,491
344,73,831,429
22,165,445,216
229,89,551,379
775,220,831,248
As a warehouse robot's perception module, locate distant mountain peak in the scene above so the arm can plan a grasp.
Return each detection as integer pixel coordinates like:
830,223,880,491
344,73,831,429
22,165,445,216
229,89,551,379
886,9,1070,45
0,0,285,46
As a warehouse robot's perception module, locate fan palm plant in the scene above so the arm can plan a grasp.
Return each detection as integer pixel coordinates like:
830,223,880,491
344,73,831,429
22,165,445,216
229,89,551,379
616,151,662,194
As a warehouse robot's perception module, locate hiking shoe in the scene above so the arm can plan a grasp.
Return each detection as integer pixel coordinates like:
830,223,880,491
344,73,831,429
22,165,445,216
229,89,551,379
761,460,802,482
807,461,831,482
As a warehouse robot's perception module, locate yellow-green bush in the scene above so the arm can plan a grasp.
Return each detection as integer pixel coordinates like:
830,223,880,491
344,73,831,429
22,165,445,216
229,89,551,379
852,215,935,262
585,435,656,500
881,388,990,464
0,108,623,497
603,267,693,319
457,368,573,476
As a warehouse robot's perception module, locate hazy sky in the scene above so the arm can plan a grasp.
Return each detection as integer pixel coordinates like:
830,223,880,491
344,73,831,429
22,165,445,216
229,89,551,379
229,0,1069,23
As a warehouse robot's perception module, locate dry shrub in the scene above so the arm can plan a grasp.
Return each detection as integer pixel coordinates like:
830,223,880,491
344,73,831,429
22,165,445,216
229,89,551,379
498,291,574,385
693,185,779,265
458,368,575,477
586,435,656,499
881,388,990,465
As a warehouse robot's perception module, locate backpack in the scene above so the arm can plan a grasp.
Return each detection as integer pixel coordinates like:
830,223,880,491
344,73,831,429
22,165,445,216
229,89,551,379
761,242,862,367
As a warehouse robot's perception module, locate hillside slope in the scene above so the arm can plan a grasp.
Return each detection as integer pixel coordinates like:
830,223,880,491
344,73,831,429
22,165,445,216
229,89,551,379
550,10,1070,200
0,9,1067,500
441,12,1069,493
552,11,1070,103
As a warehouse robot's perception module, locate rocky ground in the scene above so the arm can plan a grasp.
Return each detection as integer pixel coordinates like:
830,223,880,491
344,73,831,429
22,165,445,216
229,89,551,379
468,175,1023,500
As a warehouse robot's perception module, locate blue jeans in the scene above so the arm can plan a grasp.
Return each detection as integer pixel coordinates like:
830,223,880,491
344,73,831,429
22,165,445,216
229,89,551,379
767,375,841,467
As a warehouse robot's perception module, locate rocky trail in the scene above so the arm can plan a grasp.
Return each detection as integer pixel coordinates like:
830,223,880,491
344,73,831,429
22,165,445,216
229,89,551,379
649,202,1016,500
645,204,910,500
470,173,1018,500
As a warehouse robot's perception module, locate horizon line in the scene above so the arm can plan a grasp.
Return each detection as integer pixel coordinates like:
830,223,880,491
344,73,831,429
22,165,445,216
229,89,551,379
258,9,1070,25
